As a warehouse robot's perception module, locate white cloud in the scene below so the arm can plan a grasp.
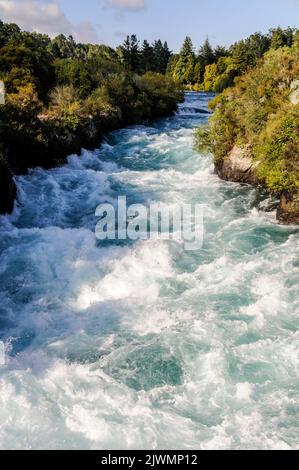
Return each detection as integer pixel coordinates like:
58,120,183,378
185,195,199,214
105,0,146,11
0,0,99,43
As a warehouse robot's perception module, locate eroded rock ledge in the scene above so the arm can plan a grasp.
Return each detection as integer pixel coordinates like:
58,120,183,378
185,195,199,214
215,145,260,186
277,192,299,224
0,162,16,215
215,145,299,224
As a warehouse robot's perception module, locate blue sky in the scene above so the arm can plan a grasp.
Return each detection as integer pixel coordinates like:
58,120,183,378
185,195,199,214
0,0,299,51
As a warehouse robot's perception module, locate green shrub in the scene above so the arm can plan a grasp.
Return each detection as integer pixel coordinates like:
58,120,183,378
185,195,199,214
194,125,212,153
48,85,82,130
255,111,299,192
82,87,120,123
196,45,299,192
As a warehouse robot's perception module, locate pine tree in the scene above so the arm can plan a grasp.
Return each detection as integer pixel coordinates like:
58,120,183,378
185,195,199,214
152,40,171,73
184,60,195,84
166,54,179,76
193,62,201,84
0,20,21,48
152,40,164,72
120,35,140,71
214,45,229,61
270,27,294,50
49,34,76,59
198,37,215,67
141,40,154,72
173,36,195,83
130,34,140,70
180,36,194,60
162,41,172,73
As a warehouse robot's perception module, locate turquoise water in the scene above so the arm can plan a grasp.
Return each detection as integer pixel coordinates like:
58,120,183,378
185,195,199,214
0,92,298,449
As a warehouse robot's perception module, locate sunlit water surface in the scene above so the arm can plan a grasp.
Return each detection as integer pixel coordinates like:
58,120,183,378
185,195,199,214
0,93,298,450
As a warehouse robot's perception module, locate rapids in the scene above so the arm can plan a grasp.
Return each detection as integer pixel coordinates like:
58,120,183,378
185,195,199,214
0,92,298,450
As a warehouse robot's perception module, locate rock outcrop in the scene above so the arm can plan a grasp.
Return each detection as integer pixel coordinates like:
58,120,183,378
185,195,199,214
277,191,299,224
216,145,299,224
0,162,16,214
215,145,260,185
290,80,299,106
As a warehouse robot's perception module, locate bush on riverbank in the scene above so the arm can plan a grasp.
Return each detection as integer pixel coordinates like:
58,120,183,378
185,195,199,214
169,28,298,92
0,21,183,178
195,44,299,193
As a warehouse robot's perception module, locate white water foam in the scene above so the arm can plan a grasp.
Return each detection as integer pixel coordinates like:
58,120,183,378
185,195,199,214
0,93,298,449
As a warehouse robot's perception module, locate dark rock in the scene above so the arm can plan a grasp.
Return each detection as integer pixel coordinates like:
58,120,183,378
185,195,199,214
277,191,299,224
215,145,261,185
0,162,16,214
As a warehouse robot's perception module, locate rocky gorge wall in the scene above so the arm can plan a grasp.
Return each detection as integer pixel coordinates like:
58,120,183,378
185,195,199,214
216,145,299,224
0,161,16,214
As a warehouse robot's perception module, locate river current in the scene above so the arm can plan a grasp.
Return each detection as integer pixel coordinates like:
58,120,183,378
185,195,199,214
0,92,298,449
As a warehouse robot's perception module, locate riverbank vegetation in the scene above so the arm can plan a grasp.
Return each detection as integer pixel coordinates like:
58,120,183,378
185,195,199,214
194,31,299,222
1,21,296,179
195,36,299,191
169,27,297,92
1,18,299,220
0,21,182,179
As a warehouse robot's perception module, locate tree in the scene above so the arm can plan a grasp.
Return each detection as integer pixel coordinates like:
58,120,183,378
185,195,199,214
173,36,195,84
48,34,76,59
192,62,201,84
0,21,21,48
0,18,183,182
294,30,299,49
141,40,154,72
214,45,229,61
246,32,270,60
203,63,219,91
180,36,194,60
194,38,215,84
270,27,294,50
231,40,252,72
54,59,94,97
160,41,172,73
152,40,171,74
0,37,54,98
198,38,215,67
226,32,271,80
120,35,140,71
166,54,179,76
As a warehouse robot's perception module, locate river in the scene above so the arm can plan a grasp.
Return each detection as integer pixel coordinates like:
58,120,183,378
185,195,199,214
0,92,298,450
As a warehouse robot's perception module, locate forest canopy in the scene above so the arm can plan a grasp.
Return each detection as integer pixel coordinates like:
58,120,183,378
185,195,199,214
195,38,299,194
168,27,298,92
1,18,298,179
0,21,182,174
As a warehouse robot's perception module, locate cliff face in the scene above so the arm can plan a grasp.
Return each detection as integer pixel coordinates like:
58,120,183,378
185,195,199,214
0,162,16,214
216,146,299,224
194,45,299,225
215,146,260,186
277,191,299,224
0,119,103,215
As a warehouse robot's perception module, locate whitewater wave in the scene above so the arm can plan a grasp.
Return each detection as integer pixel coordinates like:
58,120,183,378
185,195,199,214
0,93,298,450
